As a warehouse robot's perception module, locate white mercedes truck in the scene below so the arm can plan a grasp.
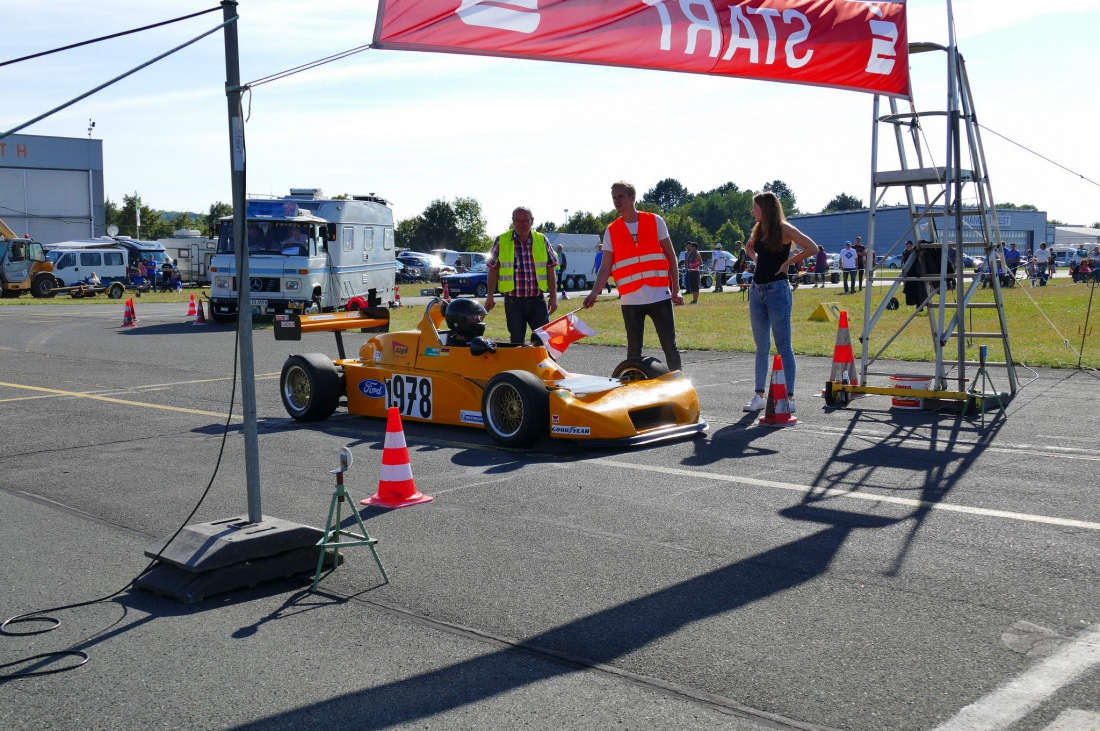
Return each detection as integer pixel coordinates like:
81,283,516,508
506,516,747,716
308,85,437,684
208,189,396,324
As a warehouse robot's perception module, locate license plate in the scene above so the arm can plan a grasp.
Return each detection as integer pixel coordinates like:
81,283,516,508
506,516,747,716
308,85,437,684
251,299,268,308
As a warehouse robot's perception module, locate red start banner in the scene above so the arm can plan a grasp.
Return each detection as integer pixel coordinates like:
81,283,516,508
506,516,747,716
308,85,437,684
373,1,909,98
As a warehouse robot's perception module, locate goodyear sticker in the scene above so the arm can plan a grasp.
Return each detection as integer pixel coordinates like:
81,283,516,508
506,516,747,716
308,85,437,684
359,379,387,398
460,410,483,425
551,425,591,436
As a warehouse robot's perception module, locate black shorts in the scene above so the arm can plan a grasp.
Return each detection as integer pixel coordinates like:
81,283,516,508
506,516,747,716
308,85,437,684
685,270,701,294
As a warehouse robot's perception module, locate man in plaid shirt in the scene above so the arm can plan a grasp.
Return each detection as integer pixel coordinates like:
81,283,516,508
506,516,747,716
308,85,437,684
486,206,559,344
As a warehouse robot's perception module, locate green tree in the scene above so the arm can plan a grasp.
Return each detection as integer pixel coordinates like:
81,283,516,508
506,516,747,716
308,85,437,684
104,197,120,231
453,196,490,251
996,202,1039,211
560,211,605,236
395,217,419,249
642,178,693,211
822,193,864,213
763,180,799,215
681,183,755,240
115,192,172,240
663,212,711,251
716,219,745,247
170,212,198,232
1091,222,1100,229
204,202,232,238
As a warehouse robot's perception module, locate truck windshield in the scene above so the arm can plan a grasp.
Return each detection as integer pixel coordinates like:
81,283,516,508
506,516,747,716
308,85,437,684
217,221,315,256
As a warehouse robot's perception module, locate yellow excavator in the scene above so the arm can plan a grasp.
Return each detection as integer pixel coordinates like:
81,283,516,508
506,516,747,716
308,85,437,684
0,217,57,298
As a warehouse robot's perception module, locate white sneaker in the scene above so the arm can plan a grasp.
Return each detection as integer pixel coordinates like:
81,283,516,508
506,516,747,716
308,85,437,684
743,394,766,412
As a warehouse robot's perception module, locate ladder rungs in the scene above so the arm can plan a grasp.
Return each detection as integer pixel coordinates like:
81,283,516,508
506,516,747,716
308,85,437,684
874,167,975,187
948,332,1007,338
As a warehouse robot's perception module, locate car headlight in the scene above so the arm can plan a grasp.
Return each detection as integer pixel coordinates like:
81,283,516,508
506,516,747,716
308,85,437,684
214,276,231,289
284,279,301,291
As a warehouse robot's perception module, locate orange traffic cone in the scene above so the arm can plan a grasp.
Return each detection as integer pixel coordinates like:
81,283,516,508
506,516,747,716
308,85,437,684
127,298,139,323
362,407,434,509
442,281,451,301
192,298,207,326
394,286,402,308
186,293,197,318
829,310,858,386
121,301,135,327
759,354,799,427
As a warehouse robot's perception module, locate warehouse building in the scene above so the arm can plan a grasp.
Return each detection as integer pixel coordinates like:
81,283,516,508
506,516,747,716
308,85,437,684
0,133,105,243
789,205,1049,257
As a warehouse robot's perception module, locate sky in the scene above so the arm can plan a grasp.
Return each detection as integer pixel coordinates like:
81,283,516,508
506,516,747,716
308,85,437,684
3,0,1098,237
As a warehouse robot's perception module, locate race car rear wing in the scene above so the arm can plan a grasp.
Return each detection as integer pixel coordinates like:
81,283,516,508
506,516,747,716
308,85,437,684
274,307,390,360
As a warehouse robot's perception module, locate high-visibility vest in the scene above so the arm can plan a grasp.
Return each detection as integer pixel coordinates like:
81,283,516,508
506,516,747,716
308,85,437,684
608,213,670,295
496,231,550,293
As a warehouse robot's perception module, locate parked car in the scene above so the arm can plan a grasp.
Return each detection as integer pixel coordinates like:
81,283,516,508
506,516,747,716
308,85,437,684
395,259,421,284
962,254,984,270
397,251,455,281
441,262,490,297
880,254,904,269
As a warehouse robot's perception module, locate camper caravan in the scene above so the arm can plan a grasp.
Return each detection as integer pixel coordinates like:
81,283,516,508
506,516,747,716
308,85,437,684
208,188,396,324
159,229,216,286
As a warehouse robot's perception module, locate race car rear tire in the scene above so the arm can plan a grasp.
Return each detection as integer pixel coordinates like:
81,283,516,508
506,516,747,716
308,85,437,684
482,370,549,447
612,357,670,382
280,353,342,421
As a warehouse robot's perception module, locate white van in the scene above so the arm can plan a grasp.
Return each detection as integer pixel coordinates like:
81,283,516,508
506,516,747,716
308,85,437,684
46,245,129,287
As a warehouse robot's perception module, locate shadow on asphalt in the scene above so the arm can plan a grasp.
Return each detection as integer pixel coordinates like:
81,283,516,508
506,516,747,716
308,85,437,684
223,502,900,730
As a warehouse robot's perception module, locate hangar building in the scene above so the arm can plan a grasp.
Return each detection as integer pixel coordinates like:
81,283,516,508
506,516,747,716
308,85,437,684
0,133,105,244
789,206,1050,257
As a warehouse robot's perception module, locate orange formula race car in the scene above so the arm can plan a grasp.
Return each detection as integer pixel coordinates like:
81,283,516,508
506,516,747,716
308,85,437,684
273,299,707,448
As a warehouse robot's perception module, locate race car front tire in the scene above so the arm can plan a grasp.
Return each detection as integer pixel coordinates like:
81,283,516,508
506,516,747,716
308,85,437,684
612,357,670,382
482,370,549,447
280,353,342,421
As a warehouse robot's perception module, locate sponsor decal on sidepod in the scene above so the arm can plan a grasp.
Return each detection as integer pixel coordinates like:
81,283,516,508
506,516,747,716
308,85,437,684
359,379,387,398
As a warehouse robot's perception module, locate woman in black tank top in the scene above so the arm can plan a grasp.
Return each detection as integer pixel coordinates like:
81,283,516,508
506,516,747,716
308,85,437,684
741,192,821,414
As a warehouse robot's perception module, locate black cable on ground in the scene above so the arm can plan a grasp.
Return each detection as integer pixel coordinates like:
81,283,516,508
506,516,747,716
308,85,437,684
0,316,242,680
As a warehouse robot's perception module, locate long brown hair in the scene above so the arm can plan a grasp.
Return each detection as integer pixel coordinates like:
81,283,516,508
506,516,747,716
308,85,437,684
750,191,786,251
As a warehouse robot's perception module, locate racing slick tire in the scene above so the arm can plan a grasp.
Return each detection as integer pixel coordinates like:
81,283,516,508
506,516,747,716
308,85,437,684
475,282,489,298
482,370,549,447
280,353,343,421
612,356,670,382
107,283,125,299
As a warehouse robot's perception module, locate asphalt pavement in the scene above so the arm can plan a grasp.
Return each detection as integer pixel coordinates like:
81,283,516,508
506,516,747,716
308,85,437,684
1,302,1097,731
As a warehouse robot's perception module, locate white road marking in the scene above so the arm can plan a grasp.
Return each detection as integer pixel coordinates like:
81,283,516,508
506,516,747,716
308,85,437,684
1042,709,1100,730
593,458,1100,532
932,625,1100,731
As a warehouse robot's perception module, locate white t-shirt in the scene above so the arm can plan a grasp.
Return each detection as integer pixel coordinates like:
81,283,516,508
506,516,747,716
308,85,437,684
1034,247,1051,264
602,215,673,305
712,250,730,271
840,247,857,269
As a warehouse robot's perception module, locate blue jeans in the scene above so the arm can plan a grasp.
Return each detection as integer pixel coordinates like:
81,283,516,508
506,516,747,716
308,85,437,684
749,279,796,396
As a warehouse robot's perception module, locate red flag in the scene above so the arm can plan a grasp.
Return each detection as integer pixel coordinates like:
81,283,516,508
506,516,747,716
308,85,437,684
534,311,597,359
373,1,909,97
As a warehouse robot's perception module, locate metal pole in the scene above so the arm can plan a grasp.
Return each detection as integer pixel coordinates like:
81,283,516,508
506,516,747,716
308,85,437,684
222,0,262,522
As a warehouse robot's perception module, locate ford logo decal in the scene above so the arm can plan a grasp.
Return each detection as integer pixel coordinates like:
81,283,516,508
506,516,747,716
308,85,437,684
359,379,386,398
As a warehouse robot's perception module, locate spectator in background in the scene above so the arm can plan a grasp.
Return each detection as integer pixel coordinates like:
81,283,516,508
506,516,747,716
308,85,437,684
814,246,828,287
592,242,613,293
711,243,729,292
136,259,148,288
145,258,157,289
1004,242,1021,278
853,236,867,291
555,243,569,300
840,241,857,294
683,241,702,304
1034,241,1051,283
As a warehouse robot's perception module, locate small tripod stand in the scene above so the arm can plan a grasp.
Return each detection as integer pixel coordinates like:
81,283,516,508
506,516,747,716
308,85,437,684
312,447,389,592
962,345,1006,422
